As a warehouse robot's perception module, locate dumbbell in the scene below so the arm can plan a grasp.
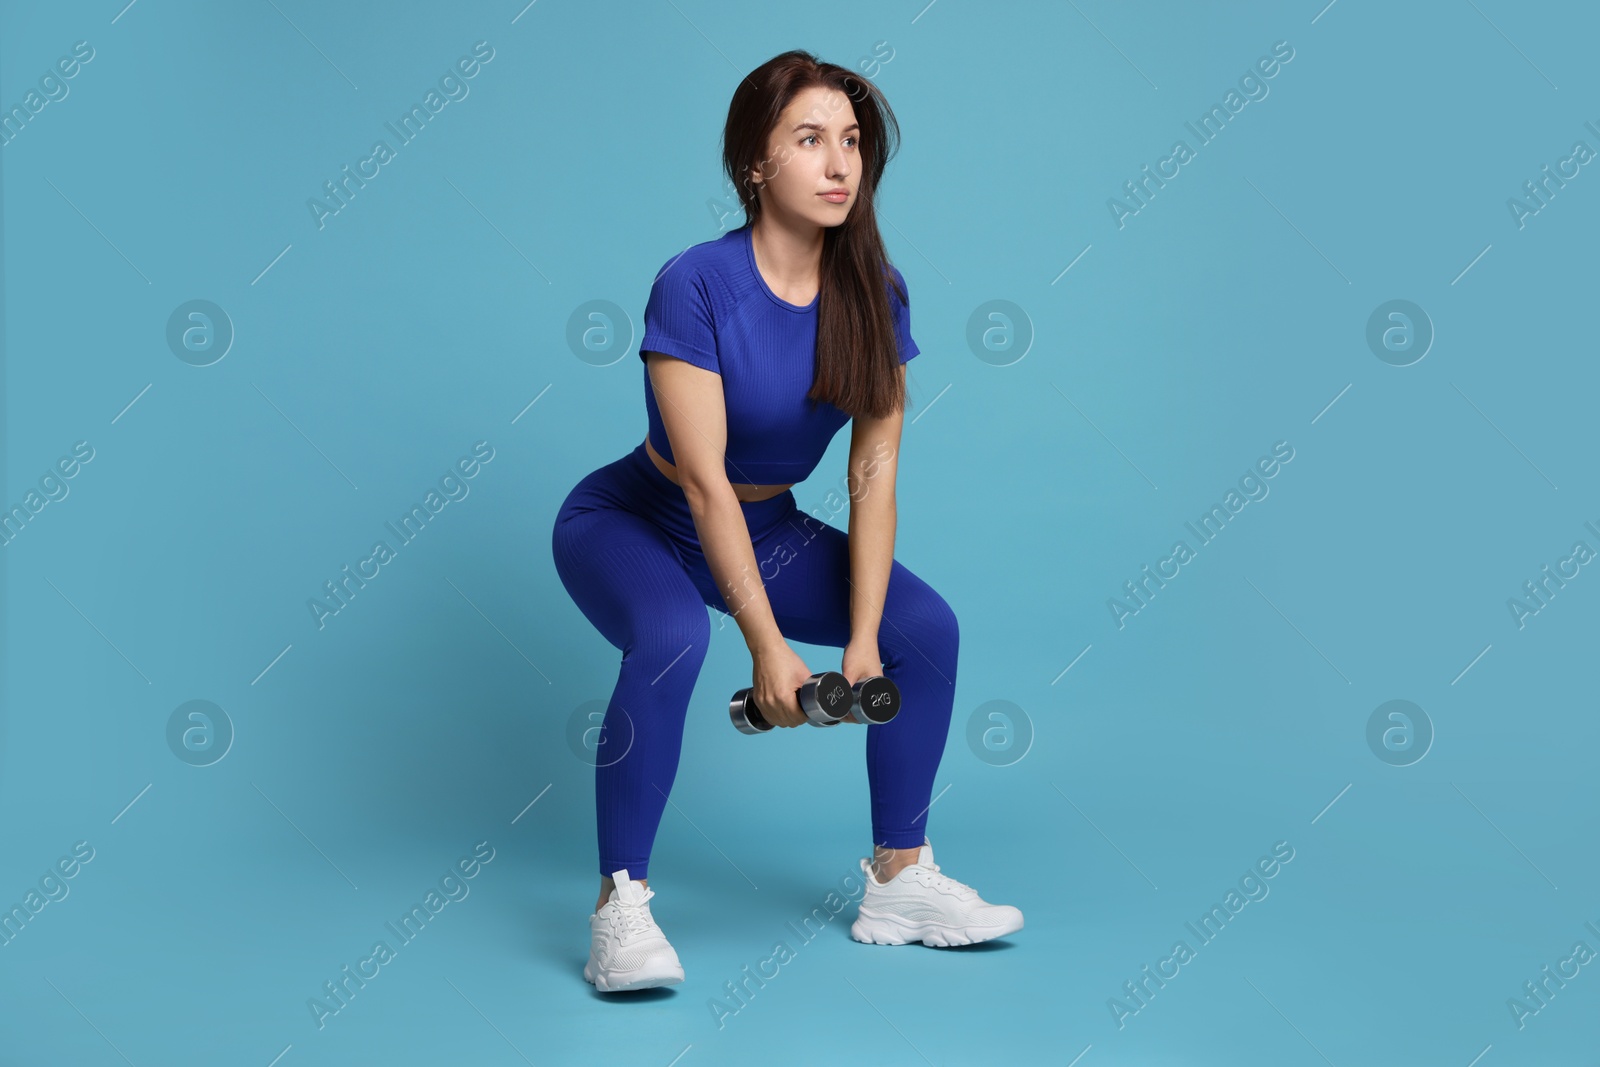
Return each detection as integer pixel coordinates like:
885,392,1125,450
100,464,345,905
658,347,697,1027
729,672,902,734
730,671,854,734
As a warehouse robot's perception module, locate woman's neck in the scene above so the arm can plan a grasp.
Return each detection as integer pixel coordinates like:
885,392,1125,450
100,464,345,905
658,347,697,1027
749,219,824,299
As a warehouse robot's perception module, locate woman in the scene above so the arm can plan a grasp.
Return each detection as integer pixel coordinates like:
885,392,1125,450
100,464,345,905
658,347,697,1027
552,50,1023,993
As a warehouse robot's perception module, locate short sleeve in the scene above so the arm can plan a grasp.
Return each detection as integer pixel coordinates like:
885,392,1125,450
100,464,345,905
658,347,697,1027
888,265,919,365
639,257,719,374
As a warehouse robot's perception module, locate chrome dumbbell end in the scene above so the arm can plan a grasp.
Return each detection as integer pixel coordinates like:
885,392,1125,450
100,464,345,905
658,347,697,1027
803,671,855,726
843,675,901,725
728,690,771,734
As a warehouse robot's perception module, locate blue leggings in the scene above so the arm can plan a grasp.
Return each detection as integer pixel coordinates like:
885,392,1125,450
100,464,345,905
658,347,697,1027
551,443,959,880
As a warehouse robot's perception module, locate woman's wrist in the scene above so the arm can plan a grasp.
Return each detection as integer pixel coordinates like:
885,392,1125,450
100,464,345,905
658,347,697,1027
748,629,788,658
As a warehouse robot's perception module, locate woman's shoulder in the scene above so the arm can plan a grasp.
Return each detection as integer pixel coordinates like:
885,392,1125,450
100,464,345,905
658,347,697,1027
650,227,744,282
884,262,909,304
646,228,750,316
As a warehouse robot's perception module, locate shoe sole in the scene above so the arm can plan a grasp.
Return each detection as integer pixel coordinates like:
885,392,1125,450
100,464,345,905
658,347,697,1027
584,957,685,992
850,907,1024,947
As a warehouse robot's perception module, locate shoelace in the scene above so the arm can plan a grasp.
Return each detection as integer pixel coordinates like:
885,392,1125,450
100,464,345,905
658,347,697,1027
611,887,657,939
912,861,979,901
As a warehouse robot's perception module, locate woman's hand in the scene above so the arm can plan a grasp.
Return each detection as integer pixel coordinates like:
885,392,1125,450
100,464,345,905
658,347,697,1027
750,640,814,728
842,639,883,688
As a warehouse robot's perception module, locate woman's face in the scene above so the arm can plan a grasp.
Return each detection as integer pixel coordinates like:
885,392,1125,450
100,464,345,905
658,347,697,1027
750,85,860,227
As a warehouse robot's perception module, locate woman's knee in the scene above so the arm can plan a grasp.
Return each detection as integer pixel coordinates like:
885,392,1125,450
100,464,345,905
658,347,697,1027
624,604,712,674
882,573,959,656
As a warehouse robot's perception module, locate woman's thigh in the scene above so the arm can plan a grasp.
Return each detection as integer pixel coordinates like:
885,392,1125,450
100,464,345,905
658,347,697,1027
748,511,958,658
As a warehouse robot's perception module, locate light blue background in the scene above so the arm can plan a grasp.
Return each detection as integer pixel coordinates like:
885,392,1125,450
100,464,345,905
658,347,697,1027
3,1,1597,1064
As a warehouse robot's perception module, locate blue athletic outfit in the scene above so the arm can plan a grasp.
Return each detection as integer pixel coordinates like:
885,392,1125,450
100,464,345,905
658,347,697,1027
552,224,958,880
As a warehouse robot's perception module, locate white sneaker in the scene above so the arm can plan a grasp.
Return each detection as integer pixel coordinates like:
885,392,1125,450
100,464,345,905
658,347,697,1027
850,838,1024,947
583,869,685,992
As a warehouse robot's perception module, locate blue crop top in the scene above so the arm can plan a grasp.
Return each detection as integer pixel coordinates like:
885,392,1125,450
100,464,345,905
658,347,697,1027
638,224,919,485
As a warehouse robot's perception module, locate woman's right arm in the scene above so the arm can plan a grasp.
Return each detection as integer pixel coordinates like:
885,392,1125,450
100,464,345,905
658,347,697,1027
645,353,812,727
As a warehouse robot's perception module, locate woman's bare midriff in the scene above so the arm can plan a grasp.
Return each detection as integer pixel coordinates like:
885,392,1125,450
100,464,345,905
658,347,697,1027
644,437,794,502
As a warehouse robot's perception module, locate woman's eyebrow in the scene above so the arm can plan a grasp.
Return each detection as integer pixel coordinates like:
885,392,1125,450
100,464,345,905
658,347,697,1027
791,121,860,133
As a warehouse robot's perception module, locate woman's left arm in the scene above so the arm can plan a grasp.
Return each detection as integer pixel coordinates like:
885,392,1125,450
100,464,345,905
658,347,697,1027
842,365,906,684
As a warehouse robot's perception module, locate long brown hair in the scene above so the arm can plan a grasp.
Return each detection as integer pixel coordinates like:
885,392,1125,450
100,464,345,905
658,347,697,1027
722,50,909,420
